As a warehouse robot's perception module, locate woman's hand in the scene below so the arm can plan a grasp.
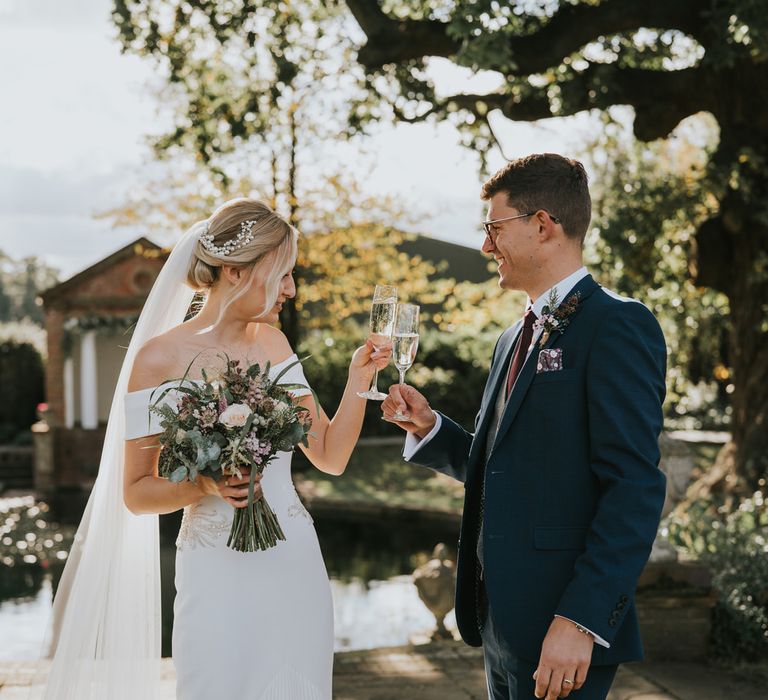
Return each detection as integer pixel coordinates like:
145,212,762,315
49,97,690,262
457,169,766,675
197,469,263,509
349,338,392,386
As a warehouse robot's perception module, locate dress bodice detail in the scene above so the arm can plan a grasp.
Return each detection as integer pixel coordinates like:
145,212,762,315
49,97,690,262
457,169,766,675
176,502,231,550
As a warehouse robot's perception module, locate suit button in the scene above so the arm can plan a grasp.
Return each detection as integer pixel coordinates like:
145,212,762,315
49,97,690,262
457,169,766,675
620,595,629,604
609,619,617,628
617,602,626,610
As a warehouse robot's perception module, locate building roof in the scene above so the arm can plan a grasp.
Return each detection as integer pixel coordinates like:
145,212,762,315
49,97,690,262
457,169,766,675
41,237,164,303
398,235,492,284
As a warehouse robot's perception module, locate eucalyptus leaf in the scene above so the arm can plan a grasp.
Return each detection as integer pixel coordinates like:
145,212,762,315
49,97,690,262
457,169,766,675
210,431,227,446
169,465,189,483
195,441,221,469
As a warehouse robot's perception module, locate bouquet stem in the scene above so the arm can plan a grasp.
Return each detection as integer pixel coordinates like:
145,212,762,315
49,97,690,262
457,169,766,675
227,465,286,552
228,497,286,551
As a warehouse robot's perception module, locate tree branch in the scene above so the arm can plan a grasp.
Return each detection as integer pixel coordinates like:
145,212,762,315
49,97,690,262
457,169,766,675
344,0,453,68
556,65,710,140
345,0,707,73
506,0,708,75
424,65,710,142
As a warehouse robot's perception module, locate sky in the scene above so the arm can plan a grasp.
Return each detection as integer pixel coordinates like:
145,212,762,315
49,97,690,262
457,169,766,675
0,0,586,280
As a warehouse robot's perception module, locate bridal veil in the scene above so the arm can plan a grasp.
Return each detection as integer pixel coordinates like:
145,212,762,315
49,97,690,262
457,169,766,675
38,222,204,699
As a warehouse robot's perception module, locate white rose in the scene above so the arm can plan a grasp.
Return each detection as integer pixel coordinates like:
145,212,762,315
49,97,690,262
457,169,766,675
218,403,252,429
273,399,291,417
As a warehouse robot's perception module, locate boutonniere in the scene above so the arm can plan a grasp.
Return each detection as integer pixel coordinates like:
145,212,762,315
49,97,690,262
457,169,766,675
533,288,581,347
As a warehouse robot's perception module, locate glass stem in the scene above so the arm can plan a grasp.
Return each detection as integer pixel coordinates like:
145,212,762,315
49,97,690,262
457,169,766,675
399,369,406,385
370,368,380,393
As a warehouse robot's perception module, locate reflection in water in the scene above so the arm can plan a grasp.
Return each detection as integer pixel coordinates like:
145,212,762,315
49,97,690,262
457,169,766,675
0,577,53,661
332,577,457,652
1,499,460,659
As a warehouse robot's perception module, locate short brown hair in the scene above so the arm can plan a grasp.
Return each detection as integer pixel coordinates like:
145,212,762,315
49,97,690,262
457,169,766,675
481,153,591,242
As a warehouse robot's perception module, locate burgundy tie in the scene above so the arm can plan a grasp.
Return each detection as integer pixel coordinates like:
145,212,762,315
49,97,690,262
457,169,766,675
505,309,537,399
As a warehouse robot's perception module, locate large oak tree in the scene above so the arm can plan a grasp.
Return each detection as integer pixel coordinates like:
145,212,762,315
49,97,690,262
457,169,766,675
113,0,767,493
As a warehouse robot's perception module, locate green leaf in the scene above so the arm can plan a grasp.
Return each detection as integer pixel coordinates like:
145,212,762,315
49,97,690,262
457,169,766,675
210,431,227,446
287,421,305,445
195,440,221,469
269,354,310,388
169,465,189,483
279,383,308,391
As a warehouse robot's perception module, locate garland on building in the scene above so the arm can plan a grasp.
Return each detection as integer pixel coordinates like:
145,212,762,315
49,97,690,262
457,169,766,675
62,315,140,357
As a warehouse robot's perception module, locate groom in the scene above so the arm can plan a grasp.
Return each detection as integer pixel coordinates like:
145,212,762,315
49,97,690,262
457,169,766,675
382,153,667,700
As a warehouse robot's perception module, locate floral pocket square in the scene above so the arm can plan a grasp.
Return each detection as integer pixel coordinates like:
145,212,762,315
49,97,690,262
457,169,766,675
537,348,563,373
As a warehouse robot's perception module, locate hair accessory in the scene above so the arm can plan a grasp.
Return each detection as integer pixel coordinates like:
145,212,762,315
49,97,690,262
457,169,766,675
199,219,257,256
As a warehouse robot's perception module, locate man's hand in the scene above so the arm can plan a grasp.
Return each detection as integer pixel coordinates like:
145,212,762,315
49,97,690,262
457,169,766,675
533,617,593,699
381,384,436,438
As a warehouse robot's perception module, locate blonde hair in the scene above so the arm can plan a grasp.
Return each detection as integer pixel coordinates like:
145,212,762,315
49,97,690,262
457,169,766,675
187,198,297,323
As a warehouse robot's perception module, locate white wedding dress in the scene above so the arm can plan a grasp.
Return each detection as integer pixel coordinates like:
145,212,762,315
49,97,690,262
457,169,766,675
124,354,333,700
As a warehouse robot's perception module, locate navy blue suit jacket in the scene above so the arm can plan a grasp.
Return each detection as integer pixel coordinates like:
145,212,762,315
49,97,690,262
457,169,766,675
409,275,667,665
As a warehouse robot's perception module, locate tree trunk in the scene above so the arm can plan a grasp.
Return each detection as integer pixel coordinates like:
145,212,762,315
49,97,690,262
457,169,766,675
727,215,768,495
279,104,301,348
695,132,768,496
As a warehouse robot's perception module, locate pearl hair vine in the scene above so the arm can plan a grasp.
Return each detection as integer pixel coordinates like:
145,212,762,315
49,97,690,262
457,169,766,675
199,219,257,256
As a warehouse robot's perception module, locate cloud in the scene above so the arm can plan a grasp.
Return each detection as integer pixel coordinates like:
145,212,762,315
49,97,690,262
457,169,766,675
0,166,127,218
0,0,106,29
0,212,145,279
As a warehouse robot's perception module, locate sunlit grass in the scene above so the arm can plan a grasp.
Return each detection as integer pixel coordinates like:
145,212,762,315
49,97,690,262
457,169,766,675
294,443,465,513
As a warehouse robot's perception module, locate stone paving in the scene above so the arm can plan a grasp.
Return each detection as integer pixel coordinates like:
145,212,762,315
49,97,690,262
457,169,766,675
0,643,763,699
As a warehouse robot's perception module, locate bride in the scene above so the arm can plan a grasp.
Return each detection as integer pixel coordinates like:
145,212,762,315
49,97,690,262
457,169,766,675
41,198,389,700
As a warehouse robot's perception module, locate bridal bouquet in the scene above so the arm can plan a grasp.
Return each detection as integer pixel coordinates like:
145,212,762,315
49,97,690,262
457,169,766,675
149,356,314,552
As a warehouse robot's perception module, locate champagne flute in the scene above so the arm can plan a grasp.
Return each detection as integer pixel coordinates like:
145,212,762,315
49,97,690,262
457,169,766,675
357,284,397,401
391,303,420,421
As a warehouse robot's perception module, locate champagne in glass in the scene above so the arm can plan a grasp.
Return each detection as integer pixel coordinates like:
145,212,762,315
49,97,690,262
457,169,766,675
357,285,397,400
391,303,420,421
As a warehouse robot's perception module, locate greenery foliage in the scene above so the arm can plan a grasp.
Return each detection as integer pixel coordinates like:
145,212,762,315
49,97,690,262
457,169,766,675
62,315,140,357
112,0,359,184
667,492,768,660
0,340,44,444
294,442,465,513
581,111,732,429
0,320,46,357
0,251,58,325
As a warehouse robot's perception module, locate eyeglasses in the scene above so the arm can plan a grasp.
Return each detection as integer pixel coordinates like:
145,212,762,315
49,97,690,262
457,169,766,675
482,210,562,243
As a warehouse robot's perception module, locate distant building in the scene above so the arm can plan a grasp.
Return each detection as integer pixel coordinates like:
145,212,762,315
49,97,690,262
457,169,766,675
399,236,491,284
34,234,489,499
35,238,166,501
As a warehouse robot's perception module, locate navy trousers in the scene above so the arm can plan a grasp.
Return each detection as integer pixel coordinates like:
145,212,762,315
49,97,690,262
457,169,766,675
481,598,618,700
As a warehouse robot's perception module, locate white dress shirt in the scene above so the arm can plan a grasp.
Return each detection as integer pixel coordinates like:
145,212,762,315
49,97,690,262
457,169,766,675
402,266,610,647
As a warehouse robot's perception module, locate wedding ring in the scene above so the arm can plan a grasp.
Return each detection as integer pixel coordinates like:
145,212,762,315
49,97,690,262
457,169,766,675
563,679,574,685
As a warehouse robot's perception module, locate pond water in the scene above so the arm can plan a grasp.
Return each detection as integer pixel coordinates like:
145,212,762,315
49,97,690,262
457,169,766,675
0,497,459,660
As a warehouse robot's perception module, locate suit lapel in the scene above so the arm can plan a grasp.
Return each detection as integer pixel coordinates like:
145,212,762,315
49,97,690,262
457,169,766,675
490,275,601,453
466,322,521,476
